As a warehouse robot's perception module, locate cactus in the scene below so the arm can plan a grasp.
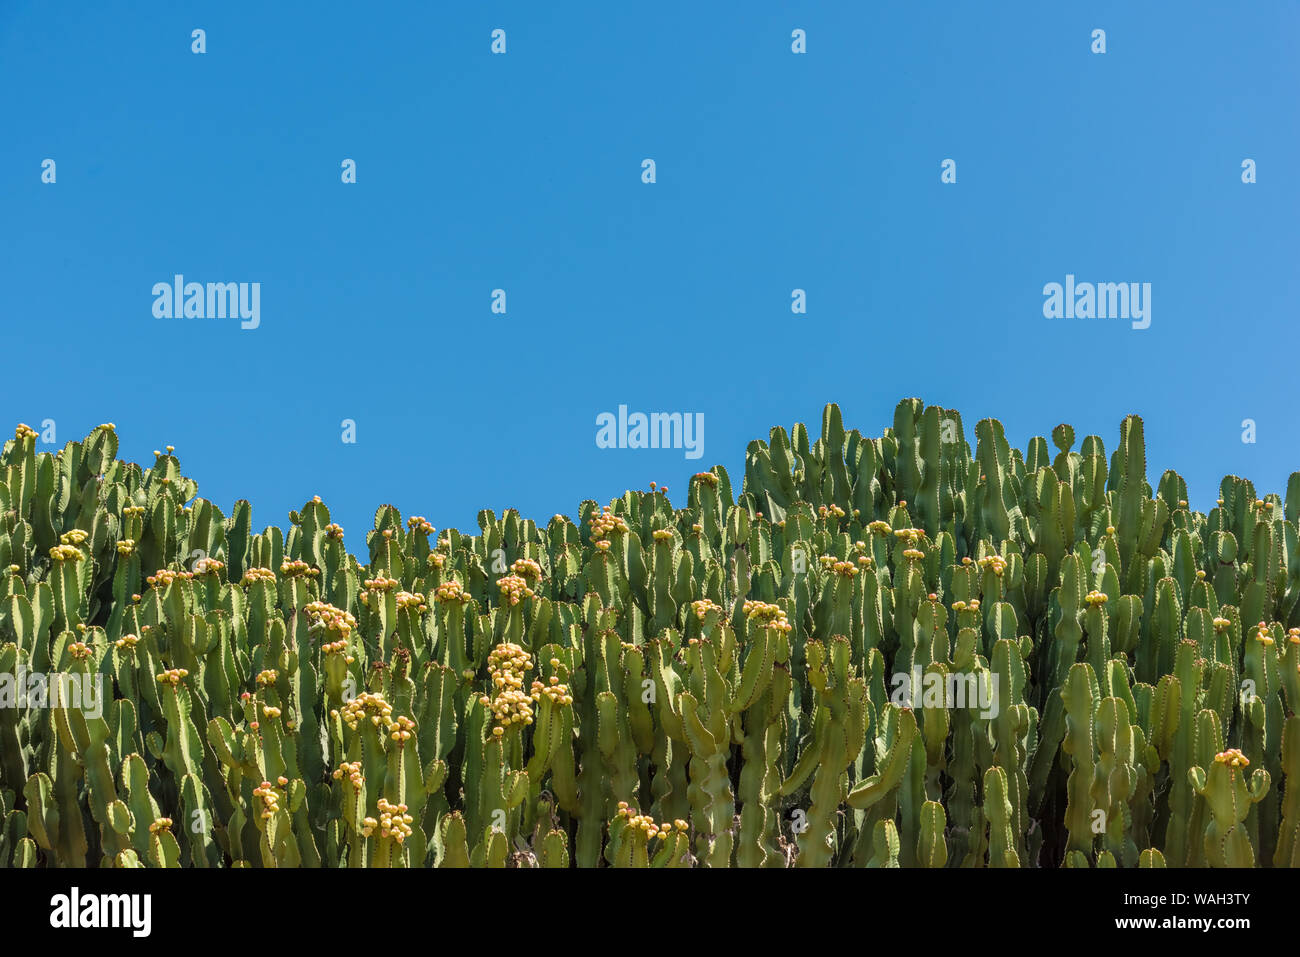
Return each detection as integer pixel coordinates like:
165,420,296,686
0,405,1298,867
1189,749,1270,867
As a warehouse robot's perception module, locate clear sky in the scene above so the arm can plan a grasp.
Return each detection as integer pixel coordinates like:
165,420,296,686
3,2,1297,546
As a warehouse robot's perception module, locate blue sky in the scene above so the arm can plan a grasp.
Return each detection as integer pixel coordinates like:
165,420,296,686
3,2,1297,545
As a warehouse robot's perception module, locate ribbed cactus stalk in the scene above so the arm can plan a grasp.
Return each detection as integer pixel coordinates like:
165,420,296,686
1060,663,1099,858
781,636,868,868
1274,716,1300,867
1189,749,1271,867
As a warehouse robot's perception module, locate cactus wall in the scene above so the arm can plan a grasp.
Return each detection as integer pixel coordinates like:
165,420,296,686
1,399,1298,868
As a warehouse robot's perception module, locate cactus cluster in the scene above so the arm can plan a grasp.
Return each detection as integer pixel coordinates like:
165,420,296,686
1,400,1299,867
